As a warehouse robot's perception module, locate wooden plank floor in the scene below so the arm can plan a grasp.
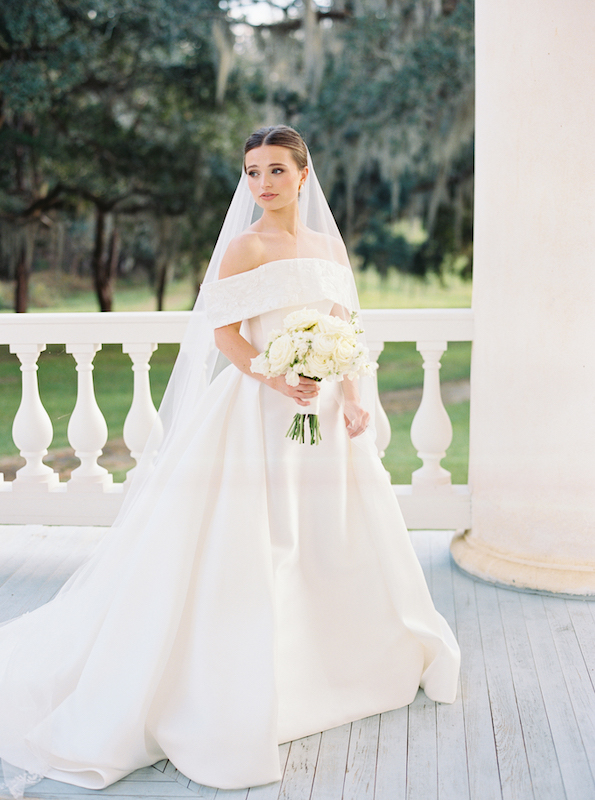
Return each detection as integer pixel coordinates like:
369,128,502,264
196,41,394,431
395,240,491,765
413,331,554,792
1,525,594,800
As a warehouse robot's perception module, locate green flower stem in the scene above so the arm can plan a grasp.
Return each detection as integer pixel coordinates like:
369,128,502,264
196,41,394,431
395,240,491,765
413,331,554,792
308,414,321,445
286,412,322,445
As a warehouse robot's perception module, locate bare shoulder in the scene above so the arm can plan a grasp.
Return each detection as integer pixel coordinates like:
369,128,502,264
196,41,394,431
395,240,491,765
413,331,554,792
218,231,266,280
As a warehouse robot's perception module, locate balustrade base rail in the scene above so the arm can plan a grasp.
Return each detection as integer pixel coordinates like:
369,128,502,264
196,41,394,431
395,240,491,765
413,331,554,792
0,309,473,530
0,483,472,530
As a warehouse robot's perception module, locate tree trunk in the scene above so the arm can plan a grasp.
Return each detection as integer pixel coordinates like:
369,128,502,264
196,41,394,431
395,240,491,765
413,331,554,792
91,207,119,312
13,225,36,313
155,258,169,312
14,245,29,313
154,217,177,312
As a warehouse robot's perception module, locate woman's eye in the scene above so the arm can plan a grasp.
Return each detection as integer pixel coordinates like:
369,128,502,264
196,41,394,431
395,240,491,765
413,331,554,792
272,168,283,174
248,171,259,178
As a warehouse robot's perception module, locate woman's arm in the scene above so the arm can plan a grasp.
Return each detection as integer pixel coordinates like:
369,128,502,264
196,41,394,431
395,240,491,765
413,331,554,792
329,302,371,438
341,377,370,438
213,322,319,408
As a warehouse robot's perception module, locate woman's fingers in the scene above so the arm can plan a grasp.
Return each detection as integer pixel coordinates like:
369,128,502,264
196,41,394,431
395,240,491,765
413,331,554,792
344,409,370,438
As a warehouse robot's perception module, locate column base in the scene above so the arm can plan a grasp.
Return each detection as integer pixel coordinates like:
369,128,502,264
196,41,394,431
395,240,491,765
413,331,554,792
450,530,595,597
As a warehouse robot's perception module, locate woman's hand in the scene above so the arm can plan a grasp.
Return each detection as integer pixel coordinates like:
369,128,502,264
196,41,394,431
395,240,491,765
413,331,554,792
343,399,370,439
269,375,320,407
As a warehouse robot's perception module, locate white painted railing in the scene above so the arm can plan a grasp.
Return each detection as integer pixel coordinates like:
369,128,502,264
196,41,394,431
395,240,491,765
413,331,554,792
0,309,473,528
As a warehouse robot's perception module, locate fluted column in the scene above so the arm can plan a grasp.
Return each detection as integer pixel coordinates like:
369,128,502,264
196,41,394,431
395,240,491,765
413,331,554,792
10,343,59,491
122,343,158,484
66,343,113,491
410,341,452,491
451,0,595,594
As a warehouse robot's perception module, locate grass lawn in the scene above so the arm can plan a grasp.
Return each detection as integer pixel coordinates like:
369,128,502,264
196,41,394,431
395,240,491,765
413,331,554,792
382,402,470,485
0,270,472,483
0,344,179,457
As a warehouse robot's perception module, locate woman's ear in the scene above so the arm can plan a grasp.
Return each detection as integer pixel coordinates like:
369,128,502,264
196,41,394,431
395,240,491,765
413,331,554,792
299,166,309,193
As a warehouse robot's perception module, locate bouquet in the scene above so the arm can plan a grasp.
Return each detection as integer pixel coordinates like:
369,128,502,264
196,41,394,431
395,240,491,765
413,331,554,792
250,308,377,445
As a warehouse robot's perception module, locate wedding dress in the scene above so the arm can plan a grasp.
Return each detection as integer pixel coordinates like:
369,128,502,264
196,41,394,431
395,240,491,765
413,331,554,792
0,153,460,796
0,256,459,794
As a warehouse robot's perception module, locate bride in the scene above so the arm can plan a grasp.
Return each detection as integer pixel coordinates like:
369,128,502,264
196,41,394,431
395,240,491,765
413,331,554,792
0,125,460,797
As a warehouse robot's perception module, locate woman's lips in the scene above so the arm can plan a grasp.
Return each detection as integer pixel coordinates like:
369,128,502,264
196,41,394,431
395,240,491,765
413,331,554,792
260,193,278,200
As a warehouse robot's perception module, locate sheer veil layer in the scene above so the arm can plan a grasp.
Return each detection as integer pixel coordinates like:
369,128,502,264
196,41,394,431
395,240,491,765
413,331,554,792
122,150,377,522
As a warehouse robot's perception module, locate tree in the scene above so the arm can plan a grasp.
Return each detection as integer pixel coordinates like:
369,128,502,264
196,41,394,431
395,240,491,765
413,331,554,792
0,0,249,310
235,0,474,278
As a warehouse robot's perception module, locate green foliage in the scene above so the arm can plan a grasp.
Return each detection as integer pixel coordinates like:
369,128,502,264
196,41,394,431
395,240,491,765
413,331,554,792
261,0,475,279
0,0,252,308
377,341,471,393
0,0,474,305
355,220,415,278
382,401,469,485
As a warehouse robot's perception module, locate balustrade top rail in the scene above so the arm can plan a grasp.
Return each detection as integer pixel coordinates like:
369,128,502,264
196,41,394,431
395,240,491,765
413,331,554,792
0,309,474,346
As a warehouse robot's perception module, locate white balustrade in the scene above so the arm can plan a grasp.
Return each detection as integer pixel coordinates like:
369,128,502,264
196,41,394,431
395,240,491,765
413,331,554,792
66,343,113,492
0,309,474,527
410,341,453,491
367,342,392,458
10,343,59,492
122,343,158,484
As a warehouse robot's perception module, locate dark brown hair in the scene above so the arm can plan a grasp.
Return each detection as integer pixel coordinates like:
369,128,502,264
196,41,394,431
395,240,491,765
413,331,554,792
243,125,308,172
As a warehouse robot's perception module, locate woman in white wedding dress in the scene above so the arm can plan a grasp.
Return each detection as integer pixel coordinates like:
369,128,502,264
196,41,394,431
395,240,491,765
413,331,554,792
0,125,459,797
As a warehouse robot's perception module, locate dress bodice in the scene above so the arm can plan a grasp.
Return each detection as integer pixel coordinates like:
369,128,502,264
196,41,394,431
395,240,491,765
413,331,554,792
246,298,334,352
201,258,356,332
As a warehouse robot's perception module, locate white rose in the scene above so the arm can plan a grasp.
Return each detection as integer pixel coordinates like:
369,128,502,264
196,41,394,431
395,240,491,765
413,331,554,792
333,338,357,369
268,333,296,374
313,332,339,357
304,351,332,380
316,314,352,336
284,308,321,331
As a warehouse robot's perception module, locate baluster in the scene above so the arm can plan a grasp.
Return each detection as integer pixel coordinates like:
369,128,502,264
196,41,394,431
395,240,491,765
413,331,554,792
66,343,113,491
122,343,158,484
410,340,453,491
367,343,392,458
10,343,59,491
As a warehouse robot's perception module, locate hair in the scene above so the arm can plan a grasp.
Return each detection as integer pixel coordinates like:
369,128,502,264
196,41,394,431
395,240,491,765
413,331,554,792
243,125,308,172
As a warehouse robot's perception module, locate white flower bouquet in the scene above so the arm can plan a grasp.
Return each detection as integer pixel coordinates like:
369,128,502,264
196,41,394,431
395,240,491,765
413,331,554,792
250,308,377,445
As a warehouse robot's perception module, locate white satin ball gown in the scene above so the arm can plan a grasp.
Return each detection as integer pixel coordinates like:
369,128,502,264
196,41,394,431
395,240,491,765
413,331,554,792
0,257,460,795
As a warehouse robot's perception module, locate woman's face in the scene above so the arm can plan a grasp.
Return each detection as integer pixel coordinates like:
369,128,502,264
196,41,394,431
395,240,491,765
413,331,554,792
245,144,307,211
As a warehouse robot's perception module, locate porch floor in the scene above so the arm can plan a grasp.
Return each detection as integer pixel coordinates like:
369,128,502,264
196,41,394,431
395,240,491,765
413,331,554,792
1,526,594,800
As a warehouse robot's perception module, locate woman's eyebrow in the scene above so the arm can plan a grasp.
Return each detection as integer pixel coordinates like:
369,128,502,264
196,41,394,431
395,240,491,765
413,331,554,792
246,162,288,170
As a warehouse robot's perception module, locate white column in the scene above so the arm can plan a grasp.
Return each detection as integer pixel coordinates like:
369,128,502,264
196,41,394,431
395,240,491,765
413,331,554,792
122,343,158,484
451,0,595,594
66,343,113,491
10,343,59,491
410,341,452,491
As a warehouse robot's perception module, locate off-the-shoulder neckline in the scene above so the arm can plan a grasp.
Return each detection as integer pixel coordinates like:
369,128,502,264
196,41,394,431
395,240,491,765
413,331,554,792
217,257,349,282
